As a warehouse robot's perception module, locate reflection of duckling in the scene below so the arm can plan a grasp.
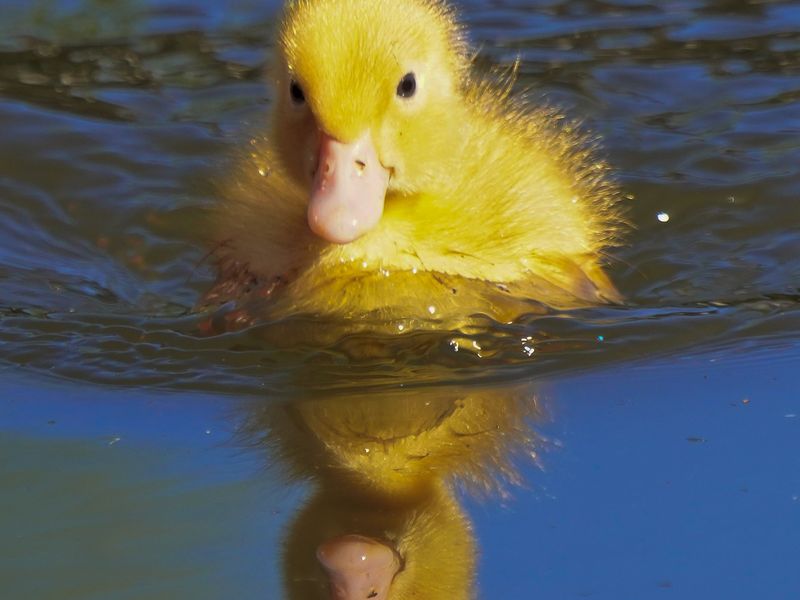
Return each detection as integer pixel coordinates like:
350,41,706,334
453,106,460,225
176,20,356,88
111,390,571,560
286,483,473,600
208,0,622,323
247,385,538,599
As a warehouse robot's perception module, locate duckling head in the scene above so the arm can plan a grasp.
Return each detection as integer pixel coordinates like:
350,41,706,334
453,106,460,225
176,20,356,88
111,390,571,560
285,485,475,600
273,0,468,244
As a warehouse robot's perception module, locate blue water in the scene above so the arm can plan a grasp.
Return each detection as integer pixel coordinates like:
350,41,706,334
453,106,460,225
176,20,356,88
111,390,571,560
4,347,798,598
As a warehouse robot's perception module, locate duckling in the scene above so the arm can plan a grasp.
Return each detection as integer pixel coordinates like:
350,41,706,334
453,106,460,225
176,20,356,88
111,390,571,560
207,0,622,325
247,384,537,599
286,483,474,600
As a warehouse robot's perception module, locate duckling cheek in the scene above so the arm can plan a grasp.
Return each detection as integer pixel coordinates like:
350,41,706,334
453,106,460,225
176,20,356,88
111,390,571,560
317,534,400,600
308,131,390,244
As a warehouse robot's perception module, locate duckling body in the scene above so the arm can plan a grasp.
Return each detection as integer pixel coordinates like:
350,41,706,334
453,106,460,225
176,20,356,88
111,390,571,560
209,0,622,323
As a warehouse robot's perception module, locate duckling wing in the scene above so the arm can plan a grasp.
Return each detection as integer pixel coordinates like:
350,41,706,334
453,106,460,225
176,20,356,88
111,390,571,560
512,254,623,308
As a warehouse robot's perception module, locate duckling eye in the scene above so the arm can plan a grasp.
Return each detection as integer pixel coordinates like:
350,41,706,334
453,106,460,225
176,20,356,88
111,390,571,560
396,72,416,99
289,80,306,105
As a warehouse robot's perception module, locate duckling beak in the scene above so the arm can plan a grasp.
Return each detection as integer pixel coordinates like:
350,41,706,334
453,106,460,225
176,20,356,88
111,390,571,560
317,534,401,600
308,131,391,244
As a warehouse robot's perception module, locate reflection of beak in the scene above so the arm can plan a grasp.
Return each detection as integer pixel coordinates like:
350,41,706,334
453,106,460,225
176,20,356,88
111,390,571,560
317,534,401,600
308,131,391,244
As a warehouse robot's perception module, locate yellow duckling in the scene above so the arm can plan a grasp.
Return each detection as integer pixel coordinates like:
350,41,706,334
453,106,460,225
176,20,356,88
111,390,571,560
247,384,537,599
208,0,622,324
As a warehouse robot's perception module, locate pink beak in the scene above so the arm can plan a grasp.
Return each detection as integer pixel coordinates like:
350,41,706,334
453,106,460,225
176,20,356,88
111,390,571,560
308,131,391,244
317,534,401,600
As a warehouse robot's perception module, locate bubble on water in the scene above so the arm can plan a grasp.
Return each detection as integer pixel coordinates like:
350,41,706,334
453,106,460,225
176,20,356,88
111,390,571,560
657,212,670,223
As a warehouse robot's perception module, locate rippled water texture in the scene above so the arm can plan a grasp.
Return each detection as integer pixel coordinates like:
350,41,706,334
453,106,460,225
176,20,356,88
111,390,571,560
1,0,799,598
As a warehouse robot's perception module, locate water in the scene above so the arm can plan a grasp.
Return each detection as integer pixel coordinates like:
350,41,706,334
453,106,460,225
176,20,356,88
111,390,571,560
1,0,799,598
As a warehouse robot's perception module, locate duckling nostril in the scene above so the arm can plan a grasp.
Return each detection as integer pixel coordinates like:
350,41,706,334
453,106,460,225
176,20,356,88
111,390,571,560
355,159,367,175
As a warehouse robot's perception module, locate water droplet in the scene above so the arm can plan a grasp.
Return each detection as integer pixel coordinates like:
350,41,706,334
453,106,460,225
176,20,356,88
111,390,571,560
428,305,436,315
657,212,670,223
